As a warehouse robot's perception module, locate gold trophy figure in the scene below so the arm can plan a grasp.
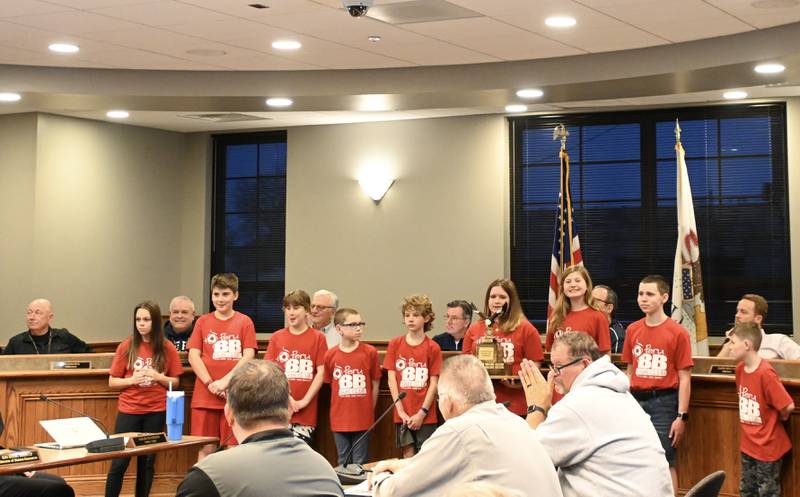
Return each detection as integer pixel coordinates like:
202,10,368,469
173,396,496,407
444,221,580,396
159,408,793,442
475,311,512,377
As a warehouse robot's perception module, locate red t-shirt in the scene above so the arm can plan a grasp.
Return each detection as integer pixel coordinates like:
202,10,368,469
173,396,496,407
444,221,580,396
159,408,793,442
187,311,258,409
383,335,442,425
110,338,183,415
622,318,694,391
265,327,328,427
462,319,544,416
324,342,382,432
737,360,793,462
545,307,611,353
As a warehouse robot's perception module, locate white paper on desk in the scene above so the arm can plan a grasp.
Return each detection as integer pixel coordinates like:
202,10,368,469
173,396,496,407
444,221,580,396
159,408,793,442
345,479,373,496
38,417,107,449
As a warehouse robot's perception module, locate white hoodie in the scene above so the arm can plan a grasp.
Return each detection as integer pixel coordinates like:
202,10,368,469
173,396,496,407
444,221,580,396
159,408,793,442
536,356,674,497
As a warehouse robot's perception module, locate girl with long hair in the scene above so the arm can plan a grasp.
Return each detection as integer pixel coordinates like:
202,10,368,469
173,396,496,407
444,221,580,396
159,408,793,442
106,301,183,497
462,278,543,416
545,265,611,354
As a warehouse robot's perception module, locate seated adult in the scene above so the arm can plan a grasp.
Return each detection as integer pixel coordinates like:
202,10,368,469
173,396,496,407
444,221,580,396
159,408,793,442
592,285,625,353
519,333,673,497
717,294,800,360
175,360,344,497
0,475,74,497
3,299,91,355
371,355,562,497
433,300,472,351
310,290,340,348
164,296,197,352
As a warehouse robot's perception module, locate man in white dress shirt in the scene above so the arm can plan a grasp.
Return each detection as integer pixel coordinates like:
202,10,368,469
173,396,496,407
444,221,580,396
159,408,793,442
717,294,800,360
310,289,340,348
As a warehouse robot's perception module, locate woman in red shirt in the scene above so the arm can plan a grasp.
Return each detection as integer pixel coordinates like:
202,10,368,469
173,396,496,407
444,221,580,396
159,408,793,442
462,278,543,416
106,301,183,497
545,266,611,355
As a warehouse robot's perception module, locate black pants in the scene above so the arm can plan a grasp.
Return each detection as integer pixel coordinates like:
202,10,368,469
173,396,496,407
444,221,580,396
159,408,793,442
0,473,74,497
105,411,165,497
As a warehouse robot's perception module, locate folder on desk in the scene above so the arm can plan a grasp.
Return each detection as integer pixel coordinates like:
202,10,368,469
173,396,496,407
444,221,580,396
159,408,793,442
36,417,108,449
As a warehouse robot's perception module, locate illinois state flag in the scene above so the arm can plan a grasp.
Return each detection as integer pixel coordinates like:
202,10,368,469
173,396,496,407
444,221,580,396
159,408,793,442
547,146,583,328
671,135,709,355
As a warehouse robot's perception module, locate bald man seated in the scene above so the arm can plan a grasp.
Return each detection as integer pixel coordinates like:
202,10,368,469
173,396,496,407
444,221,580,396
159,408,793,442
3,299,92,355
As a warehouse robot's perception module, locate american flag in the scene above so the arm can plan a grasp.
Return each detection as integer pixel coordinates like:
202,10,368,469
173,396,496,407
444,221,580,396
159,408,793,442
547,146,583,328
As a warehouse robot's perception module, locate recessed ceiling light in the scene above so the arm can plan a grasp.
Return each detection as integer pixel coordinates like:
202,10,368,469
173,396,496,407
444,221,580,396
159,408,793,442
0,92,21,102
516,88,544,99
545,16,576,28
48,43,79,54
272,40,301,50
266,97,293,107
186,49,227,56
754,63,785,74
505,104,528,113
723,91,748,100
368,35,382,42
106,110,129,119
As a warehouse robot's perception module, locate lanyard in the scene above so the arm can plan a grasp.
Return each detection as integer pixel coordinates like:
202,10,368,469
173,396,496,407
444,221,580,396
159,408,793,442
29,331,52,354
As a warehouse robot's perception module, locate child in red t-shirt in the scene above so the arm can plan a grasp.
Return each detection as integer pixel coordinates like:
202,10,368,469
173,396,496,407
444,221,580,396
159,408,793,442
187,273,258,460
107,300,183,497
622,274,693,491
729,321,794,497
324,308,381,466
265,289,327,444
545,265,611,354
383,294,442,458
462,278,543,416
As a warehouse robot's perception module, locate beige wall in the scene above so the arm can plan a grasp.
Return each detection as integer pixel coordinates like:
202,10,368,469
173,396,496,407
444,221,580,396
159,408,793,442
286,115,508,338
0,114,208,344
786,98,800,334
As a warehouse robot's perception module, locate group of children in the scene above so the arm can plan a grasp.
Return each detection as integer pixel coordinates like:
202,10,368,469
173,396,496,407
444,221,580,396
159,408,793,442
104,270,794,497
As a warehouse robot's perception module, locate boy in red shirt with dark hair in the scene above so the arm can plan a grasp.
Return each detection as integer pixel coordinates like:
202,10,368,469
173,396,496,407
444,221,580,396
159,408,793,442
188,273,258,460
383,294,443,458
265,289,328,444
729,321,794,497
622,274,693,493
324,307,381,466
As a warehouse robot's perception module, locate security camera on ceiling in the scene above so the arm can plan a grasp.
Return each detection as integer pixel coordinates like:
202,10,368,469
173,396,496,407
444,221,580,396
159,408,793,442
342,0,374,18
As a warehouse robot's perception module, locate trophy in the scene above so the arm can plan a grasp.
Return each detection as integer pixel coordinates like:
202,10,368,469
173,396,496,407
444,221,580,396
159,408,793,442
475,308,511,377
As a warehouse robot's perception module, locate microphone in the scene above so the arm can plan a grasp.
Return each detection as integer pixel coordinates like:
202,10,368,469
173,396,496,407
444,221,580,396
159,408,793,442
39,395,125,453
335,391,407,485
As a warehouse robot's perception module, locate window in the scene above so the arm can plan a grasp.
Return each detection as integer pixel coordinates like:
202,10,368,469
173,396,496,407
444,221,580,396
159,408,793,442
212,131,287,333
510,104,790,334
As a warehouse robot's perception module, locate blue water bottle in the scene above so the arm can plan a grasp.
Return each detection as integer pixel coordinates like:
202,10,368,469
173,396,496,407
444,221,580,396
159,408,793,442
166,389,185,441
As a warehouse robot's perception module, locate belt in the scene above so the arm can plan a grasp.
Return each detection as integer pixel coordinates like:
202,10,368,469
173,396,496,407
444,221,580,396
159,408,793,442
631,388,677,401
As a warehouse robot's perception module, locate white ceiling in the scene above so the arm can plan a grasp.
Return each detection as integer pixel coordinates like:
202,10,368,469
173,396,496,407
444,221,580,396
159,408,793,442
0,0,799,71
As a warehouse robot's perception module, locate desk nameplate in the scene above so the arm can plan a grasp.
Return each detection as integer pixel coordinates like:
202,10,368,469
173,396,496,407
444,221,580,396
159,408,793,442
49,361,92,370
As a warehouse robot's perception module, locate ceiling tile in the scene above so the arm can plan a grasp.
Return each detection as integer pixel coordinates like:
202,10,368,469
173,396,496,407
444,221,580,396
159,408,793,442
705,0,800,27
178,0,333,16
89,0,236,27
8,10,145,34
43,0,161,8
161,18,288,42
0,0,72,18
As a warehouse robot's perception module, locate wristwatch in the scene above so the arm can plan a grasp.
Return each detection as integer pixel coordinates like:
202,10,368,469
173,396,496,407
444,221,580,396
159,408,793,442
527,404,546,416
677,411,689,421
420,406,430,414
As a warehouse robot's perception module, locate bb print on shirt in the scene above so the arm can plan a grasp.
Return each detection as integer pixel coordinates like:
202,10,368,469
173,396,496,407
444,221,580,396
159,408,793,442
133,356,154,387
396,356,429,389
631,340,668,378
738,386,763,425
205,330,243,361
493,336,515,363
277,348,314,381
332,364,367,397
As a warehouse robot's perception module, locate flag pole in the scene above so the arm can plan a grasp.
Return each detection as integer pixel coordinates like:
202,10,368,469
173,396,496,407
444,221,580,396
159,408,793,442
553,124,571,266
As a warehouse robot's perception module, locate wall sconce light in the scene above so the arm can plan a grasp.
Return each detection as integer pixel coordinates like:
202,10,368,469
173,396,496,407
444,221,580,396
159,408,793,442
358,165,395,203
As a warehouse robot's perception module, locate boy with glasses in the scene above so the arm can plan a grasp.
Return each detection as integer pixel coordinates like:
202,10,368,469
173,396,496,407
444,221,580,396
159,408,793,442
324,308,381,466
433,300,473,351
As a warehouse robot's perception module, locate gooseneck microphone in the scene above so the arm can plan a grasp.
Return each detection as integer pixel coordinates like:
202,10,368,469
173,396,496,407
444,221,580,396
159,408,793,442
39,394,125,453
335,391,407,485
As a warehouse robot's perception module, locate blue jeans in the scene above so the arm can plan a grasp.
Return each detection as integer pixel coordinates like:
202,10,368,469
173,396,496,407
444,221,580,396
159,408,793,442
636,390,678,466
333,431,369,466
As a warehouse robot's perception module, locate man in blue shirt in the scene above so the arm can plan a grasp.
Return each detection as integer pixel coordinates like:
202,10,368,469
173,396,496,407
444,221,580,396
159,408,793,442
433,301,473,351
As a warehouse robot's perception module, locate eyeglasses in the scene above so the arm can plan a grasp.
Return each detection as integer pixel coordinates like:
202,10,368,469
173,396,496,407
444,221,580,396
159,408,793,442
339,322,366,328
549,357,585,377
594,298,609,305
445,316,468,322
311,304,335,311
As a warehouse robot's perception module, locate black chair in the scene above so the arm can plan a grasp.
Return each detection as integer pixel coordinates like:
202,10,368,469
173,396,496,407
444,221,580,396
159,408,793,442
684,470,726,497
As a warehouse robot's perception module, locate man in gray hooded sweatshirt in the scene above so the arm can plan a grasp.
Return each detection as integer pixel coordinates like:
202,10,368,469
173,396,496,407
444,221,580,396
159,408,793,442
519,332,674,497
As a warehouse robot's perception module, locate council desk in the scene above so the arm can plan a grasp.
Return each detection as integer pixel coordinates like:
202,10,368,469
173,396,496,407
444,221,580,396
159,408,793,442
0,347,798,497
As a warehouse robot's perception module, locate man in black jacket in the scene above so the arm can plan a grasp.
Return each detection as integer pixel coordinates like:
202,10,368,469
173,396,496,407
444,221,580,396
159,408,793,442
3,299,91,355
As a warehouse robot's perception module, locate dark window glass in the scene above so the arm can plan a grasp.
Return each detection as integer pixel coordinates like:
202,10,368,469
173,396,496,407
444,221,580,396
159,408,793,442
510,104,790,334
213,131,287,332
